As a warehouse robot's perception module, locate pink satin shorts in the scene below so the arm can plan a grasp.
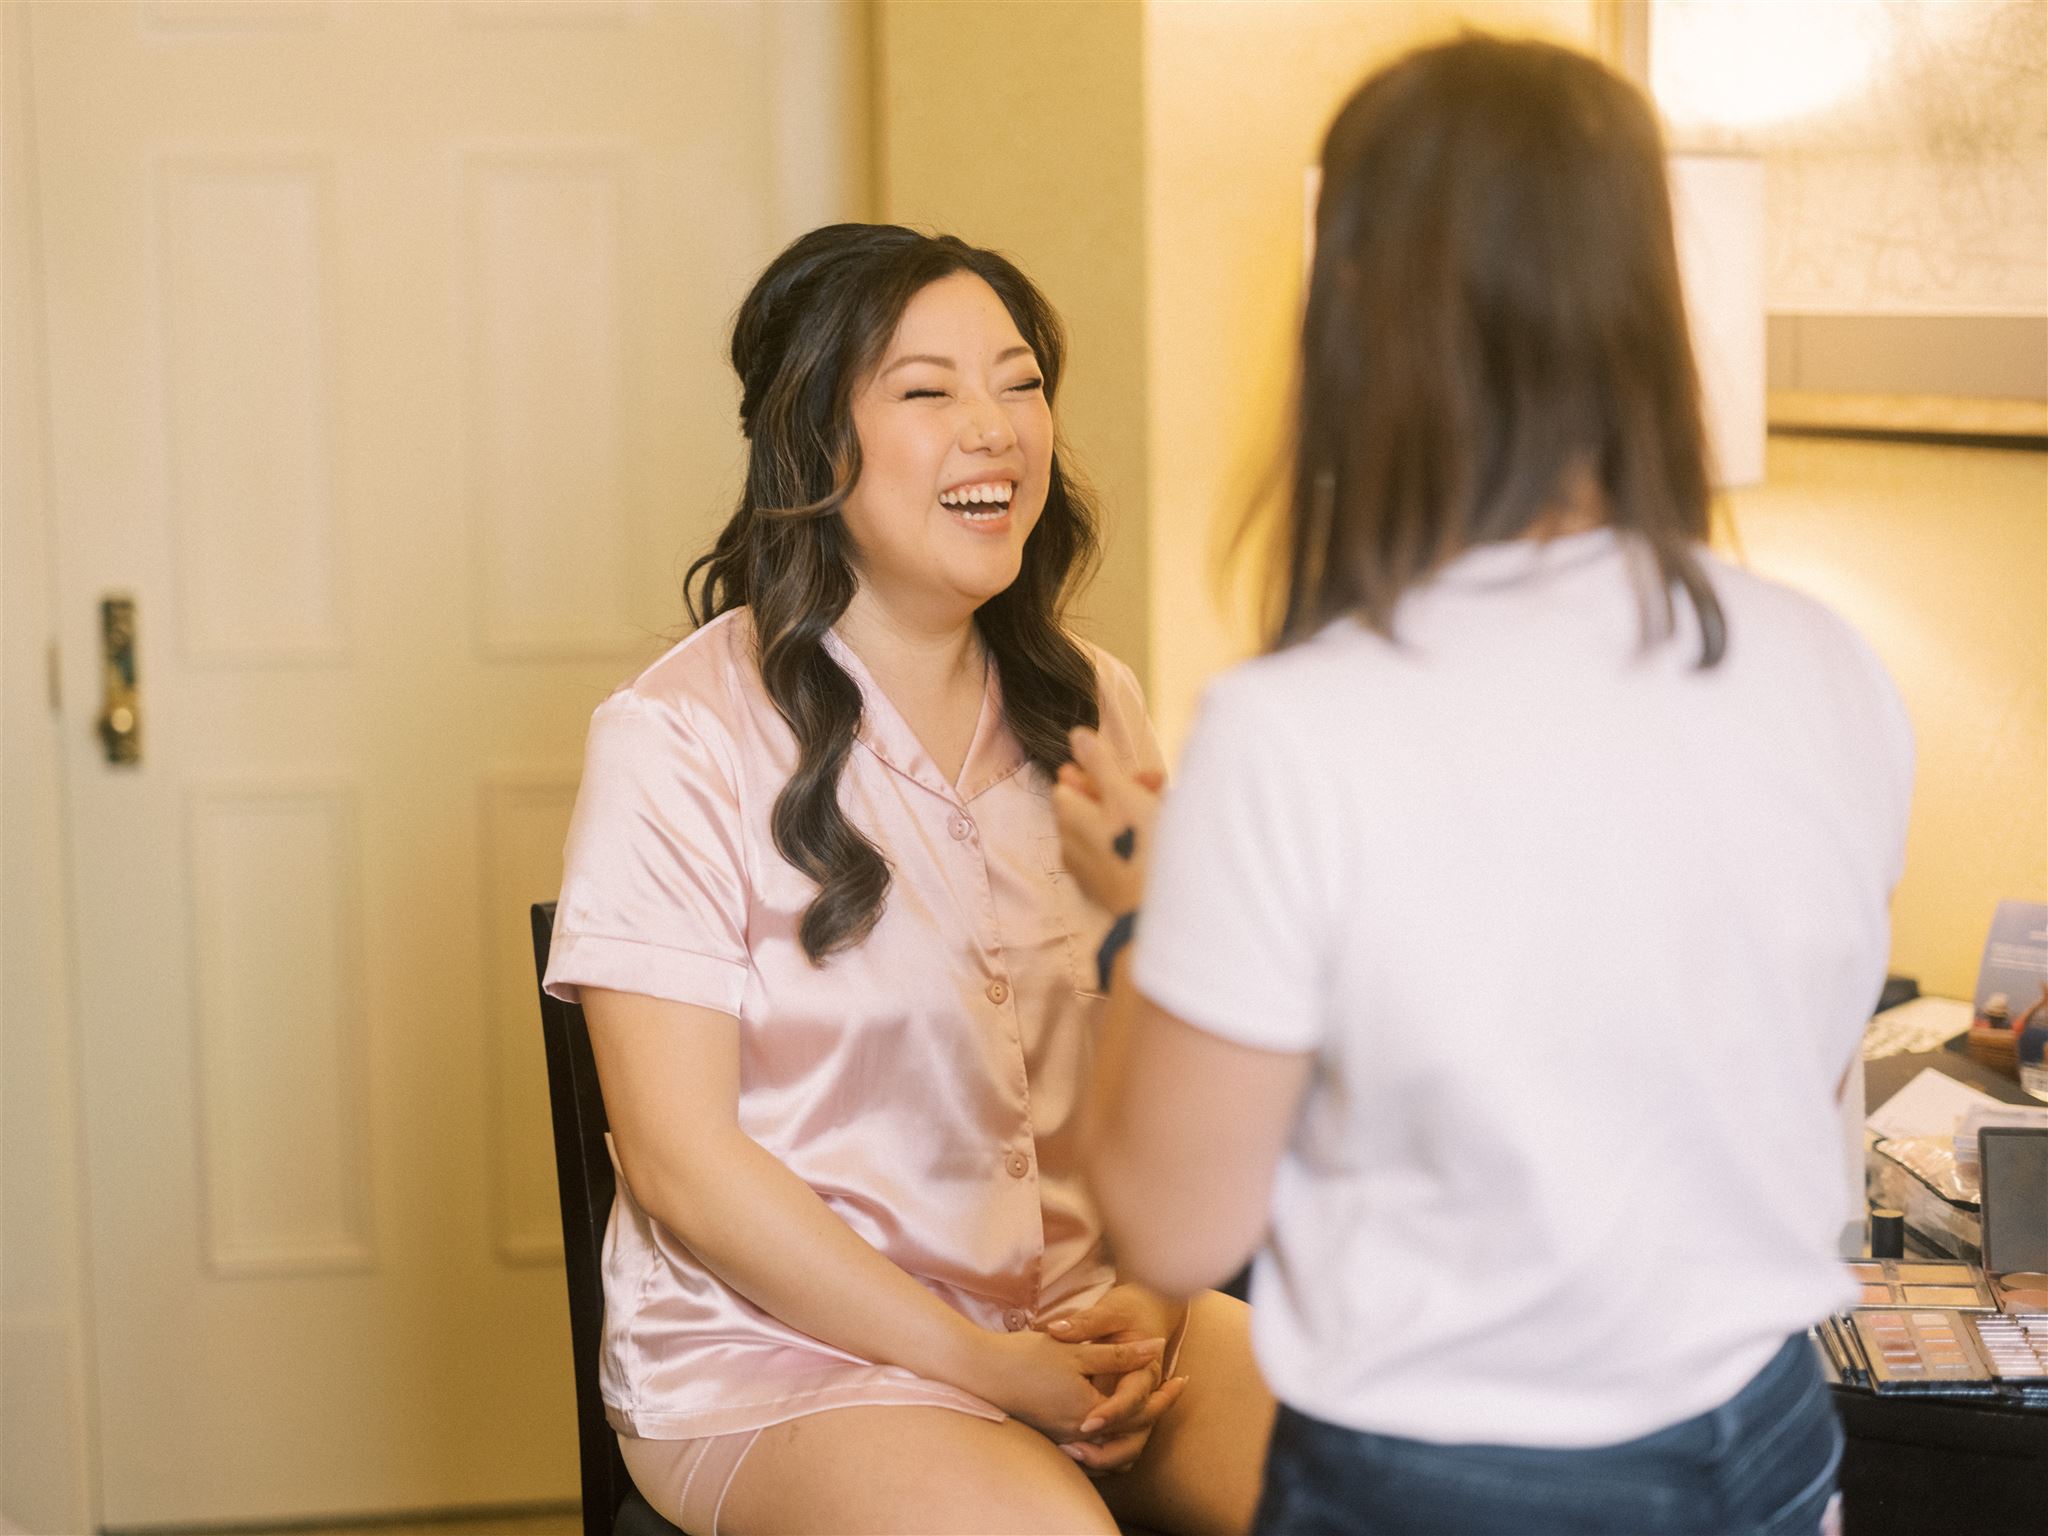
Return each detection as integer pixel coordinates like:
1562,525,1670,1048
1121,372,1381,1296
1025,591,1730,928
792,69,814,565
617,1310,1193,1535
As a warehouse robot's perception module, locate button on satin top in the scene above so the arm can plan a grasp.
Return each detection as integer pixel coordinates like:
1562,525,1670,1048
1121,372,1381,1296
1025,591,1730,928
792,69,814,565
544,609,1161,1439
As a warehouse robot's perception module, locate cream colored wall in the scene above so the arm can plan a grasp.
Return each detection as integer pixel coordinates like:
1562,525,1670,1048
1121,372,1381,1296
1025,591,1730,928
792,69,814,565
1725,438,2048,998
874,0,1151,683
1,3,96,1531
1142,0,1600,751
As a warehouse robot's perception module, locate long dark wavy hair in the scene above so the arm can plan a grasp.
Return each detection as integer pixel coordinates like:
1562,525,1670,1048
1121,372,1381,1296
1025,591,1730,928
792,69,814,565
686,224,1102,963
1266,35,1726,665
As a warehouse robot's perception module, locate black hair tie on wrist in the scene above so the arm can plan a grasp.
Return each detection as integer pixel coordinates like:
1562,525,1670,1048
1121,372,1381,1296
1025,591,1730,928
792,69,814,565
1112,827,1136,861
1096,909,1139,993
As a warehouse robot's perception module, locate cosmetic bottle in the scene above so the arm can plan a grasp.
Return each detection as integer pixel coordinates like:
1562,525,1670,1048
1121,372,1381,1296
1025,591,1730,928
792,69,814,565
2015,986,2048,1104
1968,993,2018,1074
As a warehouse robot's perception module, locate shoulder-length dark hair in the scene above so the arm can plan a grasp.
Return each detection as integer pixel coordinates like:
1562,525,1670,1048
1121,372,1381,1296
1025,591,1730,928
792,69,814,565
1269,34,1725,664
687,224,1101,963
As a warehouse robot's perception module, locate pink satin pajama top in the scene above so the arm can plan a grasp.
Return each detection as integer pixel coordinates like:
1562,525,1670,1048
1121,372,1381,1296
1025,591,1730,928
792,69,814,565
544,609,1162,1439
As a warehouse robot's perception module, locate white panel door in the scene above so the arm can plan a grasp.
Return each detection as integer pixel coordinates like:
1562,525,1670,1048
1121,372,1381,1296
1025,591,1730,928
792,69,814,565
29,1,863,1524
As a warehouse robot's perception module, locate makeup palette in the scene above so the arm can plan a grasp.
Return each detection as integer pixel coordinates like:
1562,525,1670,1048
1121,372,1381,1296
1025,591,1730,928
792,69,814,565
1845,1259,1995,1310
1972,1314,2048,1380
1823,1248,2048,1402
1849,1311,1995,1393
1990,1272,2048,1313
1822,1308,2048,1401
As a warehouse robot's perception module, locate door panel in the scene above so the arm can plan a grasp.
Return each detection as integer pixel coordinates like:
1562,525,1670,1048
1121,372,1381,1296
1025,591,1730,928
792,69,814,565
33,2,864,1523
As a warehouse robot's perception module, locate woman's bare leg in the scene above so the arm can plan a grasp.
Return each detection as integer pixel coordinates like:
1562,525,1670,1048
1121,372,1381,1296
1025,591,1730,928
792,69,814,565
717,1293,1271,1536
1100,1289,1276,1536
719,1405,1122,1536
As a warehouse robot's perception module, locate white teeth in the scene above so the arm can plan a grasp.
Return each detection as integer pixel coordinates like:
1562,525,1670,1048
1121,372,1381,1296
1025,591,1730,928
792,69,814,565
939,480,1015,510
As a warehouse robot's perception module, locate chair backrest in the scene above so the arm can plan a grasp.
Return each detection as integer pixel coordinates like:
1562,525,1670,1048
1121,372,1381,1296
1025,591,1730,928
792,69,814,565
530,900,635,1536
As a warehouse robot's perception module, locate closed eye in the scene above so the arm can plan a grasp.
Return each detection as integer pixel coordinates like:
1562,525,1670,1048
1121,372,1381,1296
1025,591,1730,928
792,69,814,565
1008,378,1045,393
903,389,948,400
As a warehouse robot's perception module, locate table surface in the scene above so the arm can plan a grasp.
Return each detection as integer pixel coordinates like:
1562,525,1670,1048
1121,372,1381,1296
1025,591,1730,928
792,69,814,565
1864,1040,2036,1113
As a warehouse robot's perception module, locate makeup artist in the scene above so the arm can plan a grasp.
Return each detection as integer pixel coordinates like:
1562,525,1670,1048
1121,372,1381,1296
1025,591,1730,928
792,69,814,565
1058,36,1914,1536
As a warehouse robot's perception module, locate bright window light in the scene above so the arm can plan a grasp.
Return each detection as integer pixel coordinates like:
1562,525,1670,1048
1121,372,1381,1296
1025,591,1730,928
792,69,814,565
1650,0,1973,133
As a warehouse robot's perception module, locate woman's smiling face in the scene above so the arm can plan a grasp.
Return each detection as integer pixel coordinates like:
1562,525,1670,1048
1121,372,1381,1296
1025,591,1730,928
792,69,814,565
840,271,1054,626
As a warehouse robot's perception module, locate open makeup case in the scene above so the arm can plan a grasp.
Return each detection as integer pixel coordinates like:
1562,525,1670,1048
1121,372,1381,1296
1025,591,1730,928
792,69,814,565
1815,1127,2048,1408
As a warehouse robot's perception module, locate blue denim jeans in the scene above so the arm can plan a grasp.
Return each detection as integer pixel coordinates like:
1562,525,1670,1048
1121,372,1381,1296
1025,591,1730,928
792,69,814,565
1254,1335,1842,1535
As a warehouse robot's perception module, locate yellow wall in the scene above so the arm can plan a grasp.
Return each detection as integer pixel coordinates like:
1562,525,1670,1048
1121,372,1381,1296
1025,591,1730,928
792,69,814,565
1142,0,1600,750
875,0,1152,683
1726,438,2048,998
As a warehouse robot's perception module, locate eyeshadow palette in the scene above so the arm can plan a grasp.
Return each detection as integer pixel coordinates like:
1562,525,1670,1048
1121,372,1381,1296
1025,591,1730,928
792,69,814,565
1972,1313,2048,1380
1849,1310,1992,1392
1833,1308,2048,1396
1845,1259,1995,1310
1819,1299,2048,1405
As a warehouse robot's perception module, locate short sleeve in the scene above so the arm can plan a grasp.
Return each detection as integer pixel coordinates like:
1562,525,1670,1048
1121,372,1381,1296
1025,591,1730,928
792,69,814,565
543,689,750,1016
1131,668,1327,1054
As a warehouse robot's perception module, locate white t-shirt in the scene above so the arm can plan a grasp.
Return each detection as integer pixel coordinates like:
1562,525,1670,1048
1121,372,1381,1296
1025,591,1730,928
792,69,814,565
1134,529,1913,1448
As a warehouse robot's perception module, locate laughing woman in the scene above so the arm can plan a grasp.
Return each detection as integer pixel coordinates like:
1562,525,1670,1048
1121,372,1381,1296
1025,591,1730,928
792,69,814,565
543,225,1274,1536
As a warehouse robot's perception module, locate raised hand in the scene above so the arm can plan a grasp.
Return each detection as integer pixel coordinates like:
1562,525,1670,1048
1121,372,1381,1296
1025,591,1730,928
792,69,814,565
1052,727,1163,916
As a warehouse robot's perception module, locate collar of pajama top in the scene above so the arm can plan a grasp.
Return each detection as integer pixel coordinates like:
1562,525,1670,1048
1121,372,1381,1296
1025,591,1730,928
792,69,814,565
823,626,1028,803
545,611,1138,1433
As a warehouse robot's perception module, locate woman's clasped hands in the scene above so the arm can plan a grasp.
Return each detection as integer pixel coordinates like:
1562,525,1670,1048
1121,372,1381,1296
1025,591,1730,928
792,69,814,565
975,1317,1165,1458
1033,1283,1188,1476
965,1248,1187,1476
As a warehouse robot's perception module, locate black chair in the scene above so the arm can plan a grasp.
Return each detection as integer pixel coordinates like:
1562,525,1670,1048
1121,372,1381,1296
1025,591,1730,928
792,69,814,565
532,901,688,1536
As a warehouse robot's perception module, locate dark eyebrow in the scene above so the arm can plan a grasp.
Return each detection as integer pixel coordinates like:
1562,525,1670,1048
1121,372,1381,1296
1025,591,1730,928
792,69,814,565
880,344,1036,378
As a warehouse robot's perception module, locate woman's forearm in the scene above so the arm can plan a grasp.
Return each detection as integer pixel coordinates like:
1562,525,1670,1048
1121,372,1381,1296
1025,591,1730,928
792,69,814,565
1085,954,1313,1297
628,1127,1001,1398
